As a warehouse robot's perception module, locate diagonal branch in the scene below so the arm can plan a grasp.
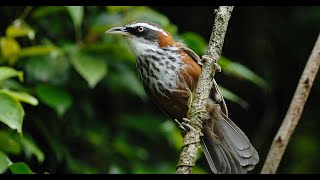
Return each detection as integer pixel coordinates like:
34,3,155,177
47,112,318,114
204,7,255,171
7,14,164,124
176,6,234,174
261,34,320,174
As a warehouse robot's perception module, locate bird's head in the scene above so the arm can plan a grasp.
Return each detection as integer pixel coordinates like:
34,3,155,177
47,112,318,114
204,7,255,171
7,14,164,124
106,21,176,56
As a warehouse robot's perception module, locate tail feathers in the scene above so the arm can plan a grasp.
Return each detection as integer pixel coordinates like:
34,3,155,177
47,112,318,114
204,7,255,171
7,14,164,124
219,113,259,168
201,136,244,174
201,113,259,174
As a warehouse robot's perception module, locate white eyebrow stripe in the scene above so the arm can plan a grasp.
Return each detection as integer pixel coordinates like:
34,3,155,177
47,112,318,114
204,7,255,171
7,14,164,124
127,22,169,37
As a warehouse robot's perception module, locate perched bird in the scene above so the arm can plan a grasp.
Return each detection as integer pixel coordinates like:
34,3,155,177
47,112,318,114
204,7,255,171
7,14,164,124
106,21,259,174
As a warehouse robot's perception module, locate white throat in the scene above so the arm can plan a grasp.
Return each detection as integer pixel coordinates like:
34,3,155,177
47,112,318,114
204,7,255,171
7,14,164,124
127,36,158,56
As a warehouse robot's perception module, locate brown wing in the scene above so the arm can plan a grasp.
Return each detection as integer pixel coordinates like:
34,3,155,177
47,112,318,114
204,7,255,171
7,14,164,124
177,42,228,116
142,42,228,122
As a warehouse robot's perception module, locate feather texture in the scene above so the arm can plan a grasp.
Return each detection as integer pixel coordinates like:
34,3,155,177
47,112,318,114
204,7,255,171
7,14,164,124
117,21,259,174
201,104,259,174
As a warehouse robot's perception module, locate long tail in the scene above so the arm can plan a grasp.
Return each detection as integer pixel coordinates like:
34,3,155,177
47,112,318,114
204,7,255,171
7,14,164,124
200,112,259,174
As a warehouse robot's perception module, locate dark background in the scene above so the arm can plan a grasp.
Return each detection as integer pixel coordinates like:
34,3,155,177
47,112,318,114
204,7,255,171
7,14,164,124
154,6,320,173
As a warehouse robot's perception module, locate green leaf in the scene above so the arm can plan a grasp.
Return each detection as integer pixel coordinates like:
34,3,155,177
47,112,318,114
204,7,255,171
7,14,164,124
106,6,132,13
180,32,207,55
192,166,209,174
69,50,107,88
0,38,21,65
0,151,11,174
219,56,270,90
219,86,249,109
32,6,66,18
0,67,23,82
32,117,69,163
0,89,38,106
0,80,26,92
108,165,125,174
132,162,176,174
6,19,35,40
123,70,147,100
19,135,45,163
106,65,146,100
36,84,72,116
161,120,183,151
0,131,21,155
23,55,70,85
66,6,84,28
119,113,164,140
65,156,99,174
113,133,148,161
9,162,34,174
0,37,21,57
0,93,24,134
20,46,59,57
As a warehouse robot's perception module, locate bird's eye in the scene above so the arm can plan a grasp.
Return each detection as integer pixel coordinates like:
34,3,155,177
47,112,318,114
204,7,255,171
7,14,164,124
137,26,144,32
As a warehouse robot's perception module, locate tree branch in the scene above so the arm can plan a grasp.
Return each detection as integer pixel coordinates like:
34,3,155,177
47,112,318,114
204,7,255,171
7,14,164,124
261,34,320,174
176,6,234,174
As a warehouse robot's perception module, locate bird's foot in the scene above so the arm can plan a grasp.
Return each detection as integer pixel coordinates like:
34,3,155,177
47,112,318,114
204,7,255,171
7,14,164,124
201,55,221,72
174,119,187,132
213,62,222,72
174,118,194,131
186,88,193,109
174,118,203,136
187,109,207,120
182,118,204,136
181,118,195,132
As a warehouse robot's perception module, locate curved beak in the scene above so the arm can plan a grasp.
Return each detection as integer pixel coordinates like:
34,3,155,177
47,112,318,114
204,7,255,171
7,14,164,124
105,26,130,36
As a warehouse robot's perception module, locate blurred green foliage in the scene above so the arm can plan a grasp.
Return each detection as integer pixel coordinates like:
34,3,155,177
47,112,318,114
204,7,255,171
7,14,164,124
0,6,269,174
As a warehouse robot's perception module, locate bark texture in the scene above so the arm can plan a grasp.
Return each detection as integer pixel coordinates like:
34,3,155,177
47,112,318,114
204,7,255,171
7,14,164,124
261,34,320,174
176,6,234,174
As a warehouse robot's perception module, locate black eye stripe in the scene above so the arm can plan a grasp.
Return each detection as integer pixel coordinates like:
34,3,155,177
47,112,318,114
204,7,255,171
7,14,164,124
127,26,146,34
126,25,157,41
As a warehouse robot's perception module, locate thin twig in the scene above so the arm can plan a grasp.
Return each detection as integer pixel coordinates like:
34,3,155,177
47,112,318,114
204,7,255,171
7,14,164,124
18,6,33,20
176,6,234,174
261,34,320,174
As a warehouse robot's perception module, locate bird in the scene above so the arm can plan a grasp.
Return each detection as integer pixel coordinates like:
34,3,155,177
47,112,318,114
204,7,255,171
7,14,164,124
106,21,259,174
